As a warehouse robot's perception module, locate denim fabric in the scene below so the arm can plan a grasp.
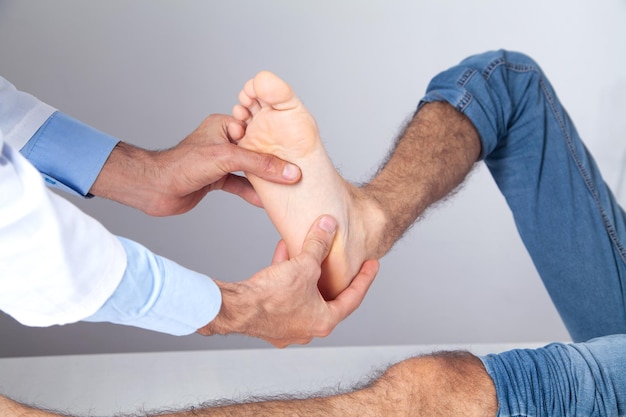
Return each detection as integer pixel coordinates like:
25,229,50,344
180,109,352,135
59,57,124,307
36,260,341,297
421,50,626,416
480,335,626,417
422,49,626,342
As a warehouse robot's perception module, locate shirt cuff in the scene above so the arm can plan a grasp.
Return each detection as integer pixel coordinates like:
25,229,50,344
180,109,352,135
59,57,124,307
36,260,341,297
85,237,222,336
20,111,119,197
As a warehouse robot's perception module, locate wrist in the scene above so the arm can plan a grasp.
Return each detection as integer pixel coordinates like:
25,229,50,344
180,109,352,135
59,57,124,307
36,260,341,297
196,280,254,337
91,142,165,215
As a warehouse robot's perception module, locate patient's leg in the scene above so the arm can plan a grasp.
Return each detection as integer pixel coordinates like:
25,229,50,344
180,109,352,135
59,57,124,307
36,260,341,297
232,71,380,299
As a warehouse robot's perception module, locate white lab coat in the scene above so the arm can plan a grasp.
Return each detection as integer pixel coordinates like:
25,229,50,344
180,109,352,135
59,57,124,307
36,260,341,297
0,78,126,326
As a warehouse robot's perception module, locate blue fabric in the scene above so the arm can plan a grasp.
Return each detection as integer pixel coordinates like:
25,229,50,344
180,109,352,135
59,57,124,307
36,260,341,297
19,111,221,335
20,111,119,197
85,237,222,336
422,50,626,416
421,50,626,342
480,335,626,417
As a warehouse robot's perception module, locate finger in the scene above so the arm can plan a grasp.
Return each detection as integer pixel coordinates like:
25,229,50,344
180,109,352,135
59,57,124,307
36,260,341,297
299,215,338,264
220,174,264,207
227,147,301,184
227,120,246,143
212,113,240,129
184,114,238,145
271,240,289,265
328,259,379,321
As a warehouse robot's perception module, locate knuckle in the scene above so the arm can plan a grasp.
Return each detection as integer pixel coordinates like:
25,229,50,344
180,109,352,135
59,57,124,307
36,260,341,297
317,326,333,339
204,113,219,123
295,255,322,276
314,320,334,338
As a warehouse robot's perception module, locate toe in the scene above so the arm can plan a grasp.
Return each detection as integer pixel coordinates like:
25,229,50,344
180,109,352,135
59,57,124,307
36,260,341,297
232,104,252,123
238,88,262,116
253,70,299,111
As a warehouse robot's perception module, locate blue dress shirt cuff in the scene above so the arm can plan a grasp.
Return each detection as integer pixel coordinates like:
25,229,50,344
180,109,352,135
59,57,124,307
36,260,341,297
85,237,222,336
20,111,119,197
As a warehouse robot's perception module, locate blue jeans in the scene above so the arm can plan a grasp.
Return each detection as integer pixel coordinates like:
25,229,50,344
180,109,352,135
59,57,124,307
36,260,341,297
421,50,626,416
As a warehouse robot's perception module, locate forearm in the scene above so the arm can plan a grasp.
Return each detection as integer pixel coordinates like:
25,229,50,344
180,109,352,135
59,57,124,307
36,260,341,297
362,101,481,257
89,142,168,215
196,280,255,337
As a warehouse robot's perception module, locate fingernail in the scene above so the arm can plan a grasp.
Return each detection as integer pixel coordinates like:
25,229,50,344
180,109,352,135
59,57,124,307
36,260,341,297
282,164,299,181
319,216,337,233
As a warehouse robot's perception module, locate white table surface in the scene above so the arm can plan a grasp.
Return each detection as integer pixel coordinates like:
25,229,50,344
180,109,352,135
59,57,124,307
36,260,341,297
0,343,543,416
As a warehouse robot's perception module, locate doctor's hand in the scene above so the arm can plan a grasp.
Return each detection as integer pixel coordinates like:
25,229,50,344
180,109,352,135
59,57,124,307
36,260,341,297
89,114,301,216
197,215,379,348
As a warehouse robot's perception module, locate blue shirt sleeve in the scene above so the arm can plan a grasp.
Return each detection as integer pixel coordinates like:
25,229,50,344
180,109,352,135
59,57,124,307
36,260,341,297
18,110,222,334
20,111,119,197
85,237,222,335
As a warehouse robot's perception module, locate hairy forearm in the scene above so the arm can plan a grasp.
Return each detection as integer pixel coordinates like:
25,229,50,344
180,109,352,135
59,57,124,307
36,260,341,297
89,142,169,215
196,280,255,337
362,101,481,257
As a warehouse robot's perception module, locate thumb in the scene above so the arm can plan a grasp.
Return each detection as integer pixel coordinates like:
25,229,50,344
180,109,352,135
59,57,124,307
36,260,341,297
328,259,379,321
299,215,338,264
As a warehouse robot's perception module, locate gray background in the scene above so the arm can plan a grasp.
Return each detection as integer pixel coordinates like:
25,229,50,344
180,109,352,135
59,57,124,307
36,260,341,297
0,0,624,357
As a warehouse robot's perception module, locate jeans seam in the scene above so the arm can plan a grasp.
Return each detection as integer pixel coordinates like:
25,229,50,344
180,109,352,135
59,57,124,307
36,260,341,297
456,69,476,112
539,78,626,265
482,56,506,79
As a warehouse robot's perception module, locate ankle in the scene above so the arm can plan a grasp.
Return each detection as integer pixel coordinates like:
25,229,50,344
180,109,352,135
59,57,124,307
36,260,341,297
350,185,388,259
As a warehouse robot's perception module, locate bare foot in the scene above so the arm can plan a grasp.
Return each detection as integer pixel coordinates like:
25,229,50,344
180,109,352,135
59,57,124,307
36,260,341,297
231,71,381,299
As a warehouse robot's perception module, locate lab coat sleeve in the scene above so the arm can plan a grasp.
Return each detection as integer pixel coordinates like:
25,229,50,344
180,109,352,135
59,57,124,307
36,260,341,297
0,76,56,151
0,135,127,326
0,77,222,333
0,132,222,333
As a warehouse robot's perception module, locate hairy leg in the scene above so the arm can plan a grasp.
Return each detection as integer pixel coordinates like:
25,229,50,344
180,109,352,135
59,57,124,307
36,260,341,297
8,338,626,417
156,351,497,417
232,71,384,299
0,351,497,417
416,50,626,340
0,395,64,417
357,351,498,417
